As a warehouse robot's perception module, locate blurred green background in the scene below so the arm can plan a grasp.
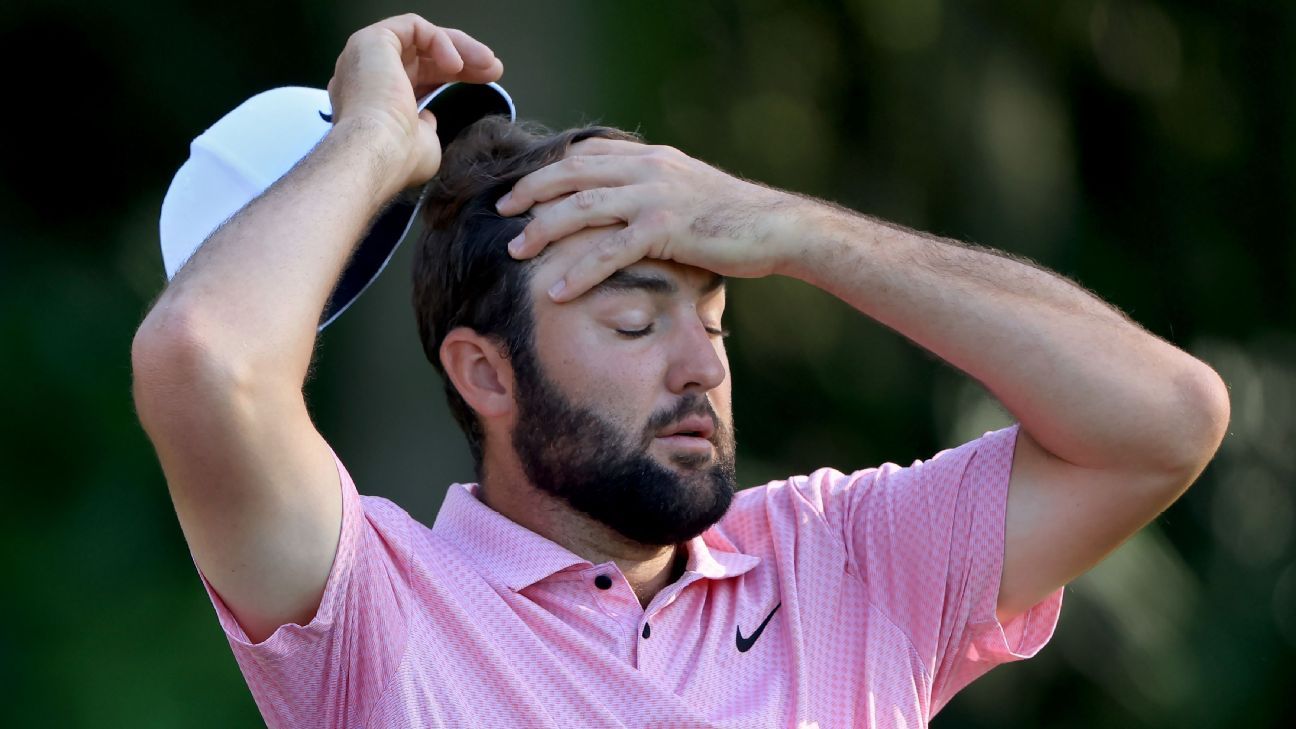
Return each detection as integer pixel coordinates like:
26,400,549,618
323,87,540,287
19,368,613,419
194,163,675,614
2,0,1293,726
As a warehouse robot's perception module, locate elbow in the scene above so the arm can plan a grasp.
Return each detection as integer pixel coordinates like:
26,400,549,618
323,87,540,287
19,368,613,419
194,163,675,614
1160,360,1231,480
130,307,258,430
132,305,224,391
131,295,205,375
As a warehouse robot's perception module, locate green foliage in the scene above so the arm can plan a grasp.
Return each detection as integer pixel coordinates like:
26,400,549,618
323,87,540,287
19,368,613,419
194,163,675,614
2,1,1292,726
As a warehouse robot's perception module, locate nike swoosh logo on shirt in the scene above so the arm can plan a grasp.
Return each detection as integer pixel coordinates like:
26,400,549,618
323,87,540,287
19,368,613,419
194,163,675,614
735,602,782,653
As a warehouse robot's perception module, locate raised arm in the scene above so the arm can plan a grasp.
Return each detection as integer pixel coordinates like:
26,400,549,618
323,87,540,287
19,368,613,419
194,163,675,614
130,15,501,642
493,138,1230,623
764,202,1230,620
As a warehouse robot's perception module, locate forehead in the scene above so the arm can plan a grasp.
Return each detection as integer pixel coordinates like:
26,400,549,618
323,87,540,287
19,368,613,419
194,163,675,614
591,260,725,299
524,197,722,299
523,222,725,304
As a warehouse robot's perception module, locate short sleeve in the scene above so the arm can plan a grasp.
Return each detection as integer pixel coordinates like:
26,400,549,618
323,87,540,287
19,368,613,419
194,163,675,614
828,425,1063,715
193,447,410,729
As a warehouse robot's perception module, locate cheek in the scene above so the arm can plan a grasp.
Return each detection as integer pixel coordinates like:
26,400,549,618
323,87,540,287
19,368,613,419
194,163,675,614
713,369,734,422
533,313,664,416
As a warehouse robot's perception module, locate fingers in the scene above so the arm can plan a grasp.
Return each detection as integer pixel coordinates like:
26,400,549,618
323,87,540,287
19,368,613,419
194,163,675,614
508,187,640,259
548,226,657,302
376,14,502,88
497,143,682,216
497,155,637,217
377,15,457,70
442,28,504,82
569,137,658,157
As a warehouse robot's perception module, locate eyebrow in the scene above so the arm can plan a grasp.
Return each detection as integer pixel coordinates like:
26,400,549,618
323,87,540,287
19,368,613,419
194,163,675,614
590,269,725,297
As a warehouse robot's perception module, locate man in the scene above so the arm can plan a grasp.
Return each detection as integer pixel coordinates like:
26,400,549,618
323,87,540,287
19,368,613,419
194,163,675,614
131,13,1230,729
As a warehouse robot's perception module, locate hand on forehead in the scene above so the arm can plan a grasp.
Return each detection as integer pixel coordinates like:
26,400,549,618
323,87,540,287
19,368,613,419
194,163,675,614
498,138,667,299
498,135,760,302
520,196,627,301
501,137,648,214
521,189,724,305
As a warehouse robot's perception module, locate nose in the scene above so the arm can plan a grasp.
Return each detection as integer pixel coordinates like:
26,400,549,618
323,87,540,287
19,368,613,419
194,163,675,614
665,316,728,395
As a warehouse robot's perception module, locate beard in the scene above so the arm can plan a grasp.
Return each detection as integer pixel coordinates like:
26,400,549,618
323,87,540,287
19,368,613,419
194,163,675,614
509,350,737,547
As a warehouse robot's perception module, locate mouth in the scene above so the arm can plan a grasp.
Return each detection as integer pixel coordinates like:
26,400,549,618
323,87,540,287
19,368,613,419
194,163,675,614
655,415,716,441
653,415,717,454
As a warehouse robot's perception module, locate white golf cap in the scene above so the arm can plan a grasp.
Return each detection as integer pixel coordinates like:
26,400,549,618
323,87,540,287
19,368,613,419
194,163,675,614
159,82,516,330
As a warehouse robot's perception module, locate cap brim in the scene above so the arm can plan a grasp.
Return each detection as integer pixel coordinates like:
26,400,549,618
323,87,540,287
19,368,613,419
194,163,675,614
319,82,516,330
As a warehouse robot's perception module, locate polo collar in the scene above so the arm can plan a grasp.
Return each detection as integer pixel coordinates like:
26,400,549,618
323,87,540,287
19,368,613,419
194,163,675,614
686,530,761,580
432,483,761,591
433,483,589,592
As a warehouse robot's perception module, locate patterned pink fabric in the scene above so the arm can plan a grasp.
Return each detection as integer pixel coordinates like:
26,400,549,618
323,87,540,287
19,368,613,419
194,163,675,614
196,424,1062,728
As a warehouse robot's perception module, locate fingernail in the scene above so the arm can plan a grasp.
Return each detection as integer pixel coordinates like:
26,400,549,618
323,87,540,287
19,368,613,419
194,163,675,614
496,193,512,212
507,234,524,255
548,279,566,299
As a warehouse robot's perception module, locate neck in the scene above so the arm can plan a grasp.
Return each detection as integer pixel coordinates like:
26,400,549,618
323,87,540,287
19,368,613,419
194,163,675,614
478,458,685,607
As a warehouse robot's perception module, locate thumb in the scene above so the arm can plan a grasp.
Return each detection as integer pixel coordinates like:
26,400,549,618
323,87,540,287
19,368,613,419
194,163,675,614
412,109,443,180
417,109,441,151
418,108,438,132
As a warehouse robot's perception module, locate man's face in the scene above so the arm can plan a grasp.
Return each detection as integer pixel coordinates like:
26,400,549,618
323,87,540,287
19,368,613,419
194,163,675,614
508,220,736,546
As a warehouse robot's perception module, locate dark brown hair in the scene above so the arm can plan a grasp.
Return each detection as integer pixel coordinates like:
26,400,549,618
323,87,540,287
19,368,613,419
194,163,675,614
411,116,641,472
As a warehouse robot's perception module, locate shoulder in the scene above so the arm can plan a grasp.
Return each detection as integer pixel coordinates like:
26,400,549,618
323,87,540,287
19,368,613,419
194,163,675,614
357,491,494,572
738,427,1019,521
709,465,885,553
720,464,891,525
359,493,421,531
709,428,1016,553
355,493,444,562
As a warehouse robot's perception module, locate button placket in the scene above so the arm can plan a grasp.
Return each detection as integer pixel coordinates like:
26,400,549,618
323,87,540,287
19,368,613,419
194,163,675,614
587,569,638,623
637,610,665,674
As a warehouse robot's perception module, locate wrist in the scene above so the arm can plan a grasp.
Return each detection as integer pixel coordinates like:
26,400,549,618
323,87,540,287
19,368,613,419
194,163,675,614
761,190,825,279
326,115,415,203
766,193,864,283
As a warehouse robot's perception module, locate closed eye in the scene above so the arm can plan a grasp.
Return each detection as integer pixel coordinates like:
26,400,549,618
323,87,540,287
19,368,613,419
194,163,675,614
616,325,654,338
615,325,730,339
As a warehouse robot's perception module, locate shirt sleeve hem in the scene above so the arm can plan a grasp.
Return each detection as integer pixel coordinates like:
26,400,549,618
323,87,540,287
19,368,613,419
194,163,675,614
967,424,1064,663
194,445,361,657
968,586,1064,662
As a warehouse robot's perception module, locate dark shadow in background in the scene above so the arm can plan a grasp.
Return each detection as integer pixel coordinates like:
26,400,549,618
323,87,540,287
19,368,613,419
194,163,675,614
0,1,1292,726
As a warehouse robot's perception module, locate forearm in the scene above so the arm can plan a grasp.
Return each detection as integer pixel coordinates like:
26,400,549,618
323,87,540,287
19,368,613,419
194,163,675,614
137,118,402,390
771,196,1228,473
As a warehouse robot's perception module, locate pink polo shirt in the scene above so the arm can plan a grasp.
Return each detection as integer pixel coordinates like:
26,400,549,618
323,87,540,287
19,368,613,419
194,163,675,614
197,424,1062,728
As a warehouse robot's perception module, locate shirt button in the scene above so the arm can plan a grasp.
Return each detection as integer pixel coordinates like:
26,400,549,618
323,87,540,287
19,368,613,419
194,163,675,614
642,623,651,639
594,574,613,590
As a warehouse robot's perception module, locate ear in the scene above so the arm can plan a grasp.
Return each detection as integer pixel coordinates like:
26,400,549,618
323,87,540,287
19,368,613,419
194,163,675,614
439,327,517,420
